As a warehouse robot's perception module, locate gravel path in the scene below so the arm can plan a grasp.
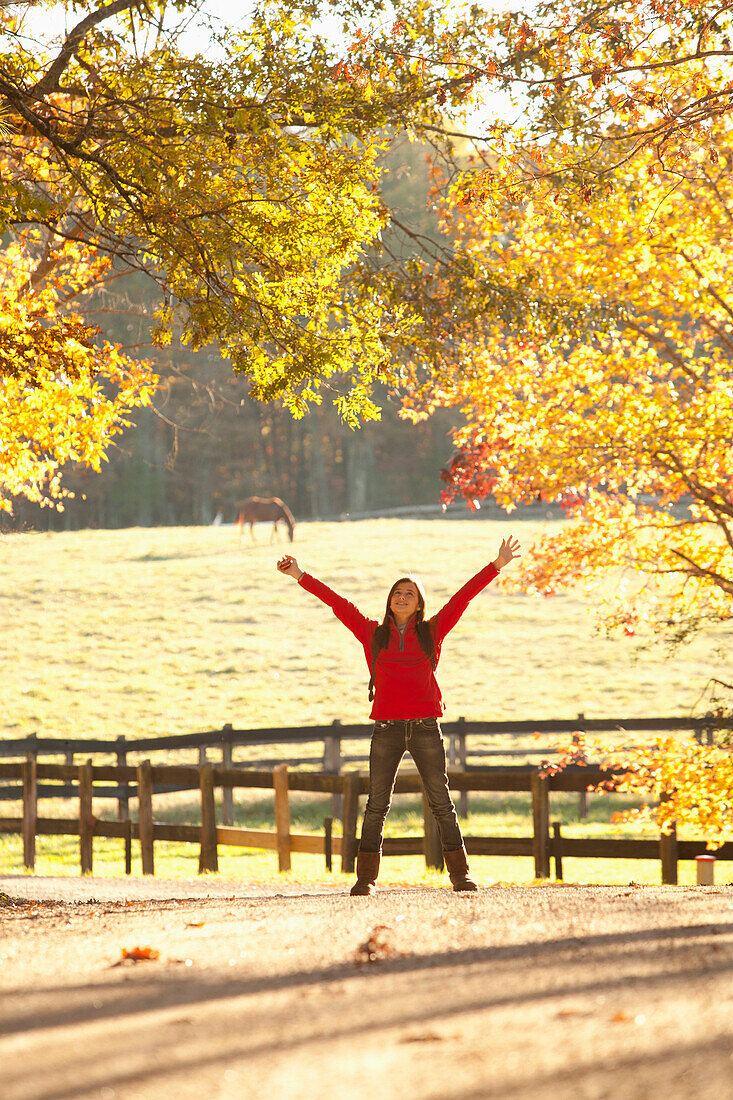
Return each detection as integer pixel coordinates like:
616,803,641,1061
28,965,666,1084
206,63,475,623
2,876,733,1100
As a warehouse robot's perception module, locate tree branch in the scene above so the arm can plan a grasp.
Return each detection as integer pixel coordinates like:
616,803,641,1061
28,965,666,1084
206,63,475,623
669,548,733,595
29,0,140,99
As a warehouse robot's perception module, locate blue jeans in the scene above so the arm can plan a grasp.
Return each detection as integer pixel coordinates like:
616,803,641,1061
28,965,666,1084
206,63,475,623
358,718,464,853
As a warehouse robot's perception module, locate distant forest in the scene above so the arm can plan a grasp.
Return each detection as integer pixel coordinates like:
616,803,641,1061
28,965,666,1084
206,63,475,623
9,139,467,531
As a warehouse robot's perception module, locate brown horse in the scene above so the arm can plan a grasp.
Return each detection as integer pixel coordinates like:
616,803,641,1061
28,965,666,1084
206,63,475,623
236,496,295,543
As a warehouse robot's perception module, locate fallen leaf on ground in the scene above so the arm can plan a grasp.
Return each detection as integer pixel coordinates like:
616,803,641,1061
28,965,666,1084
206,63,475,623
116,946,160,965
186,921,205,928
354,925,401,965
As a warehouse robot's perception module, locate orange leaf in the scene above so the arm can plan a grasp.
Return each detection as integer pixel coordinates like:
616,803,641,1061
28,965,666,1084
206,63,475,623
122,946,160,961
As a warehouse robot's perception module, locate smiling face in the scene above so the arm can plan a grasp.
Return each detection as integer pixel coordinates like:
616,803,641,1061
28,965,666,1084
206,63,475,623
389,581,421,622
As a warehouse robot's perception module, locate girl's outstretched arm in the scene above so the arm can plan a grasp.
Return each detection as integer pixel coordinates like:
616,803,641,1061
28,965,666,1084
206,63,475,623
431,535,521,642
277,555,375,647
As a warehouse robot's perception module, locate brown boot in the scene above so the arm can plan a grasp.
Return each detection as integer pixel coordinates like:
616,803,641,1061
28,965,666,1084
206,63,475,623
350,850,381,896
444,846,479,892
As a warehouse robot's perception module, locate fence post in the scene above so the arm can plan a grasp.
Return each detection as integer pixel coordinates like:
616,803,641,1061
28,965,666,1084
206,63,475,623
79,759,94,875
124,818,133,876
221,724,234,827
198,745,208,768
115,735,129,822
137,759,154,875
62,748,73,800
22,753,37,871
660,824,678,885
273,763,291,872
341,771,361,875
324,719,343,819
531,771,551,879
198,763,219,873
552,821,563,881
324,817,333,872
422,787,444,870
574,718,588,819
457,717,468,818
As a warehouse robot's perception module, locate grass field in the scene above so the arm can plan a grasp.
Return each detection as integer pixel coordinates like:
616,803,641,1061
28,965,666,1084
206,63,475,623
2,519,729,738
1,519,730,886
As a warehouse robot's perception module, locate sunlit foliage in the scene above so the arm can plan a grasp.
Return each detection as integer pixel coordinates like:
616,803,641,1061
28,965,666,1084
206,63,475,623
0,230,156,512
547,729,733,847
436,121,733,645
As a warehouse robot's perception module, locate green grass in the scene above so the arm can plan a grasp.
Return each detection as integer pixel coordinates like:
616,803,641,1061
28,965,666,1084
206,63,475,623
1,520,730,885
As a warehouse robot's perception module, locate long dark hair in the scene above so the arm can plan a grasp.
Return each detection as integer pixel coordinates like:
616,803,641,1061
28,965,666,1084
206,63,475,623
368,575,436,701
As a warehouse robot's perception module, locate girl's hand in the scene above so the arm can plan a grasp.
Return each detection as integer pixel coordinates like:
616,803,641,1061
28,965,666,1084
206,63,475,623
493,536,521,571
277,555,304,581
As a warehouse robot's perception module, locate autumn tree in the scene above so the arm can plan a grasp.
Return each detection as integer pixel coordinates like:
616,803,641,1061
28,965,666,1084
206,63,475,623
434,120,733,647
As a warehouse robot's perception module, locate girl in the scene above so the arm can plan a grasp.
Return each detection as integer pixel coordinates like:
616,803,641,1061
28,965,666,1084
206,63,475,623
277,535,521,894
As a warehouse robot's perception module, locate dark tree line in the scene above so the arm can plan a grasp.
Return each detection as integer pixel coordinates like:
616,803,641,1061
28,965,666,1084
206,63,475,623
8,369,461,530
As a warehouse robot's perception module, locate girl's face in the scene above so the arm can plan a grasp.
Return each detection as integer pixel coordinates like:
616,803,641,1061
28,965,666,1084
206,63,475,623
389,582,420,619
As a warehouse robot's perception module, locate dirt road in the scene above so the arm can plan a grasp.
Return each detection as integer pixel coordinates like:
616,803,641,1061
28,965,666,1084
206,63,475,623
2,876,733,1100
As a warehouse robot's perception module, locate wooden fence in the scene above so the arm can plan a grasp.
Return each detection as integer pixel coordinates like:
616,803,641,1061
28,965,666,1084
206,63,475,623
0,759,351,876
1,714,729,824
2,758,732,885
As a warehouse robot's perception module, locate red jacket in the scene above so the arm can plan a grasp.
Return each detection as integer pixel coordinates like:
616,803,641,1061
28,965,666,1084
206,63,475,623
298,564,499,720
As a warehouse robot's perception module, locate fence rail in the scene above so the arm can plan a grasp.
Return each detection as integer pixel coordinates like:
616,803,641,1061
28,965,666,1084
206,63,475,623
2,758,732,886
1,714,728,759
